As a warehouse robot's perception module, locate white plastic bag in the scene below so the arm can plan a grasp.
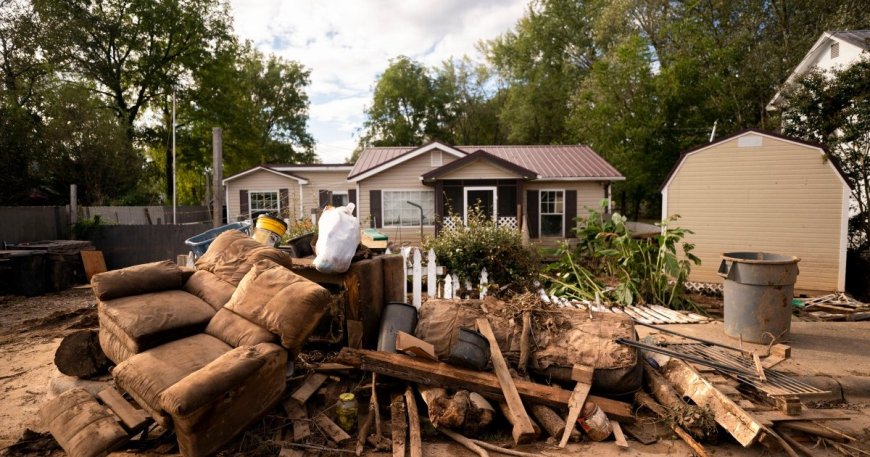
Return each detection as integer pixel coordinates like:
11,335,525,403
313,203,361,274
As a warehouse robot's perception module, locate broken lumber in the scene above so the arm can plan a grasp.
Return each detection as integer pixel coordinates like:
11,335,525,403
356,411,373,456
477,318,536,445
396,331,437,361
559,364,593,448
282,399,311,441
498,401,540,437
530,404,579,441
291,373,328,404
314,413,351,444
661,358,764,447
371,373,382,438
334,348,635,423
439,428,488,457
390,392,407,457
518,311,531,375
635,392,709,457
642,360,716,441
97,388,148,432
404,387,422,457
777,421,855,442
470,440,542,457
611,420,629,449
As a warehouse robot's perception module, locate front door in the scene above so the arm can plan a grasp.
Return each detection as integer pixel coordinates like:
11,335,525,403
464,186,497,223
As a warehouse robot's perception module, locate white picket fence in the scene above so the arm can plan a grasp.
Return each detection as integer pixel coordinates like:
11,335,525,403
385,247,489,308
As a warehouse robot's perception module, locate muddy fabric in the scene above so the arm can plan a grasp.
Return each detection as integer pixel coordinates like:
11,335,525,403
113,333,232,415
531,310,637,370
97,327,134,364
205,308,277,347
39,388,128,457
169,342,287,457
92,260,183,300
183,270,236,311
99,290,216,354
415,299,514,360
194,230,293,286
159,343,280,417
224,259,331,354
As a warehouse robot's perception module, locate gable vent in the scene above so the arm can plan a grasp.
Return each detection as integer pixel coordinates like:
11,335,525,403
737,134,763,148
831,42,840,59
431,150,443,166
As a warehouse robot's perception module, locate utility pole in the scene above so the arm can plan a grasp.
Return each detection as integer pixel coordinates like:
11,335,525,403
212,128,223,228
172,87,177,224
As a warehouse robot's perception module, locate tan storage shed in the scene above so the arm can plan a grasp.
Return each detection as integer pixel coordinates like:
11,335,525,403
661,129,850,292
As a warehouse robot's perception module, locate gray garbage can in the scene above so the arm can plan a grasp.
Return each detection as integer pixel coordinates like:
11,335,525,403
717,252,800,344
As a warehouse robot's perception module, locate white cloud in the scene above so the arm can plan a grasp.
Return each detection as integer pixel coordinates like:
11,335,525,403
229,0,527,163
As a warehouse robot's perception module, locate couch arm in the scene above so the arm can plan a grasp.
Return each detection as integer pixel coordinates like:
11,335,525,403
92,260,184,300
158,343,286,417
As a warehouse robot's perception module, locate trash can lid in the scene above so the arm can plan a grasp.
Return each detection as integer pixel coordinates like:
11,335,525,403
721,251,800,264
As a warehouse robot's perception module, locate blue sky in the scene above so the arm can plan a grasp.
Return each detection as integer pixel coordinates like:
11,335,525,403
228,0,528,163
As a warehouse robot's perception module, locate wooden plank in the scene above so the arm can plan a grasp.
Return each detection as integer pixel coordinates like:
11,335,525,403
622,423,657,445
560,364,593,448
81,250,107,281
382,254,405,303
97,388,148,431
611,420,629,449
753,409,851,426
390,392,406,457
279,448,304,457
662,359,764,447
752,353,767,382
404,387,422,457
291,373,328,404
476,318,536,445
395,331,437,361
334,348,635,423
314,413,351,443
282,399,311,441
347,320,364,349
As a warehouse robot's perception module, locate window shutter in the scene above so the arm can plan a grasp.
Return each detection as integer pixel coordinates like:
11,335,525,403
239,190,249,220
526,190,539,238
348,189,357,215
279,188,290,218
318,190,331,209
565,189,577,238
370,190,382,228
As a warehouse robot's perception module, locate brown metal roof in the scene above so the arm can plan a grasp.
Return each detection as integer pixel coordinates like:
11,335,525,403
350,143,623,180
830,30,870,50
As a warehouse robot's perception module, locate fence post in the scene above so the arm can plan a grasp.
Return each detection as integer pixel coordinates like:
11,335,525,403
444,274,453,299
479,268,488,300
401,247,410,301
426,249,436,299
412,248,422,308
452,274,460,299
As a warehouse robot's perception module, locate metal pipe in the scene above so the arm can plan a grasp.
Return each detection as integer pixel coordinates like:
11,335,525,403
407,201,423,241
634,321,747,353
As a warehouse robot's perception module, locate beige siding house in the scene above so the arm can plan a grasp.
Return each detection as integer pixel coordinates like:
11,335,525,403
661,129,850,292
223,141,624,247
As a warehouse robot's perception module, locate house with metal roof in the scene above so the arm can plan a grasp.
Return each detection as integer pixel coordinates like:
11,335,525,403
223,141,624,245
767,30,870,110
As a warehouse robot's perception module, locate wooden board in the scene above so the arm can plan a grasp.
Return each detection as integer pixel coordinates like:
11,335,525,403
97,388,148,432
390,392,407,457
404,387,422,457
754,409,852,427
291,373,328,404
560,364,593,448
314,413,351,443
611,420,629,449
395,331,437,361
81,250,107,281
334,348,635,423
477,318,536,445
282,399,310,441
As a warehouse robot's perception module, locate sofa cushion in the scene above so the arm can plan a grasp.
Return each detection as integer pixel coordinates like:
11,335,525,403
224,259,332,354
99,290,216,354
183,270,236,311
92,260,183,301
98,327,135,364
113,333,232,415
195,230,294,286
205,308,277,347
39,388,129,457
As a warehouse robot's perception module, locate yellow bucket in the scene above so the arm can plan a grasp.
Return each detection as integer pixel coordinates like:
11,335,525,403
252,215,288,247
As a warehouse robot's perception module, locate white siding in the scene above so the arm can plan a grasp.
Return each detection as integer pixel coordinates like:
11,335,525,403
522,181,608,247
225,170,300,222
301,171,356,215
664,134,847,291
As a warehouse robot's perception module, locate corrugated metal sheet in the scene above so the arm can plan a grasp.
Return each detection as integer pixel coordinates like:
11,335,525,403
350,144,622,179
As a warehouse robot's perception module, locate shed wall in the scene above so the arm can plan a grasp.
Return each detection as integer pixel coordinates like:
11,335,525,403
664,134,846,291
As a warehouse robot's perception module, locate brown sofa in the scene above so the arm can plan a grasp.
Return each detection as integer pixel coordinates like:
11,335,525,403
91,230,332,456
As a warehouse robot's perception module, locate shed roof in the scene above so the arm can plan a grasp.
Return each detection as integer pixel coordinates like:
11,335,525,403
659,129,851,192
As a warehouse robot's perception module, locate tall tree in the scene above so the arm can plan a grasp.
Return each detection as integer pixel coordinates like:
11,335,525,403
780,58,870,249
437,58,509,145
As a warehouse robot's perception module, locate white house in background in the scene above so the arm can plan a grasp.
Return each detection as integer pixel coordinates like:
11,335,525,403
767,30,870,110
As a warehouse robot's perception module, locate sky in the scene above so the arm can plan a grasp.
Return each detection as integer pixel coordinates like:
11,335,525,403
227,0,528,164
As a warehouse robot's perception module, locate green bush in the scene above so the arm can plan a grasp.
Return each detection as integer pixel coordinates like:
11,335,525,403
424,206,540,292
546,201,700,309
72,215,104,240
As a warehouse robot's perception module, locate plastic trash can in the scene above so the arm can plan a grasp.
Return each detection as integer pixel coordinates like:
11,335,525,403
184,221,252,258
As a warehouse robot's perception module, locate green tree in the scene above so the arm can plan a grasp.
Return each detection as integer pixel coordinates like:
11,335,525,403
780,58,870,249
436,58,508,145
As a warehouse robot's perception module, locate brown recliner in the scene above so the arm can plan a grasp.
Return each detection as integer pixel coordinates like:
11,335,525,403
91,231,332,456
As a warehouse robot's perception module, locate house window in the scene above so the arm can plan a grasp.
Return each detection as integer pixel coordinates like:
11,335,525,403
831,42,840,59
540,190,564,237
250,191,280,217
431,150,443,166
383,190,435,226
332,191,349,207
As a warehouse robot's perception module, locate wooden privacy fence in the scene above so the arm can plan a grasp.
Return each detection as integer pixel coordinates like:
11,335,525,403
387,247,490,308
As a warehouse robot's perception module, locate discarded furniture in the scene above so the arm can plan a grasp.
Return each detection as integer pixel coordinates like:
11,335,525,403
88,230,332,456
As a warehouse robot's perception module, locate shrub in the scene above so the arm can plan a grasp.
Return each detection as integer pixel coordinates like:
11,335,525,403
424,206,540,292
281,218,316,243
546,201,700,309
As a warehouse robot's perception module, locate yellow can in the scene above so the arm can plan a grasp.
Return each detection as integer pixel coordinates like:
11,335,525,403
252,215,287,247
